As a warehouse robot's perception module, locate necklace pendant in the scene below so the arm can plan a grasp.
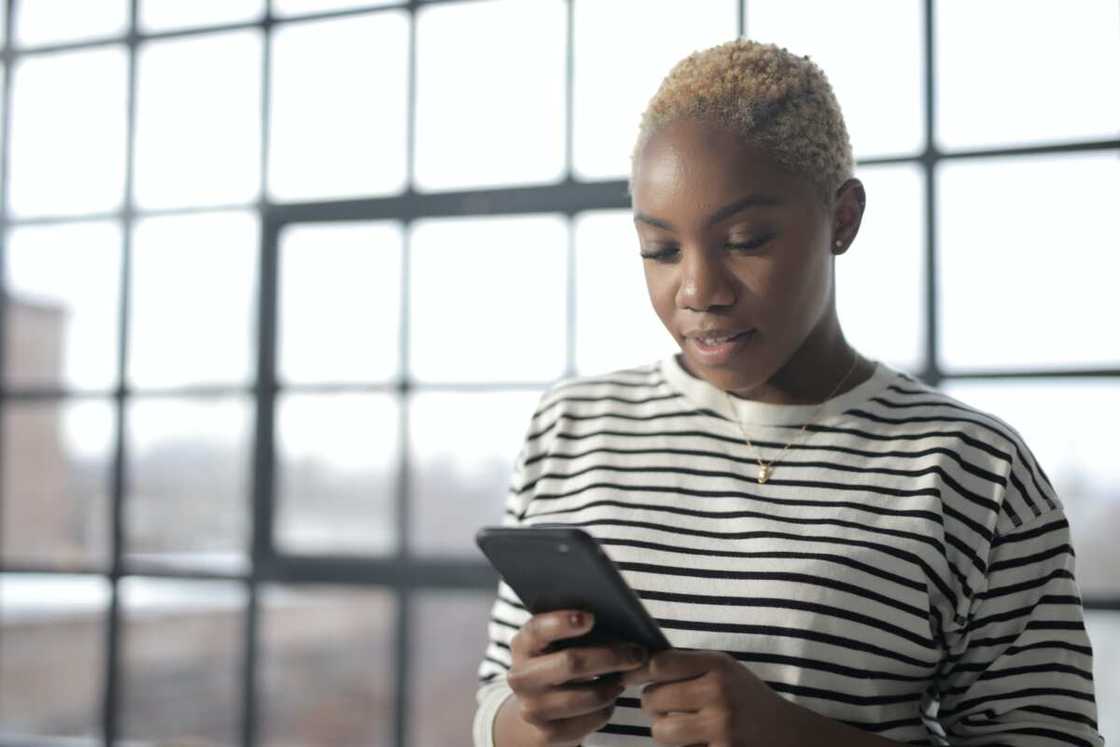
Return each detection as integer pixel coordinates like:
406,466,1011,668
757,464,771,484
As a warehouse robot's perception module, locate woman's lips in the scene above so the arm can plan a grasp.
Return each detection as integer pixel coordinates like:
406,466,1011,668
688,330,755,365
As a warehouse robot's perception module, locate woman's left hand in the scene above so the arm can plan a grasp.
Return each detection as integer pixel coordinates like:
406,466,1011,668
619,648,793,747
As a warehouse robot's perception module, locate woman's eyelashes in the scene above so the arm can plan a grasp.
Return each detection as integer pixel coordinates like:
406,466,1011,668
727,233,775,251
639,245,679,261
640,234,775,262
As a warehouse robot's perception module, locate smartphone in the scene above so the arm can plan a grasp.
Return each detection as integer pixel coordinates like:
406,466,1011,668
475,525,671,653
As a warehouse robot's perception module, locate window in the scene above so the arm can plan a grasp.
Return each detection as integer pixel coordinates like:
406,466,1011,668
1,1,1117,745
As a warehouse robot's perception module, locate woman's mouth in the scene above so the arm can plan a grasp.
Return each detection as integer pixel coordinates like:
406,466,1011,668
688,330,755,365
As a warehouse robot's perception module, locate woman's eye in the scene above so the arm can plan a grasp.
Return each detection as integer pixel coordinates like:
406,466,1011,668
640,246,678,262
726,234,773,251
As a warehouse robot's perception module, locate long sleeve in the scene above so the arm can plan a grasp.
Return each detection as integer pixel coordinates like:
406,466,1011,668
472,391,554,747
934,436,1103,746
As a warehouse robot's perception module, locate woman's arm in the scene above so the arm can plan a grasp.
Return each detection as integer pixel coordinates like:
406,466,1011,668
493,693,553,747
775,698,905,747
622,649,906,746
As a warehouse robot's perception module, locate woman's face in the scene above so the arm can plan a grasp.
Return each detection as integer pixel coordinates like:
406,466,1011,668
631,118,859,402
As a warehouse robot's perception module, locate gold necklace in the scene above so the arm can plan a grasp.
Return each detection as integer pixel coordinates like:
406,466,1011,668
724,351,862,484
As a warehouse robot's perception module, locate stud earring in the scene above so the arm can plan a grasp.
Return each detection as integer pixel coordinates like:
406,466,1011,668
833,239,843,249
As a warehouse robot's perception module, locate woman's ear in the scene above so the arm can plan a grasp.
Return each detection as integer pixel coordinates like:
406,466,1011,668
830,178,866,255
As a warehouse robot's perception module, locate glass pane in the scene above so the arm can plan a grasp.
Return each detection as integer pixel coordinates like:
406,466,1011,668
4,222,121,390
574,210,676,375
128,211,259,388
0,574,109,743
9,47,127,217
409,215,567,382
275,393,399,556
1085,610,1120,746
937,154,1120,371
409,591,494,747
936,1,1120,150
259,585,395,747
134,30,262,209
409,390,541,556
119,578,245,746
941,379,1120,596
125,397,253,573
573,0,737,180
836,164,924,374
414,0,565,190
746,0,923,158
15,0,129,47
279,222,403,384
273,0,399,17
2,400,114,568
269,12,409,201
140,0,264,31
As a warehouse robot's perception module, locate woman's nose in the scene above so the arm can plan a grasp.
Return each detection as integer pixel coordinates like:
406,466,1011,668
676,249,736,311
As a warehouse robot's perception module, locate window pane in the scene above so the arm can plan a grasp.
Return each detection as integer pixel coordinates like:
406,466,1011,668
140,0,264,31
269,12,409,201
409,215,567,382
746,0,923,158
9,47,127,217
4,222,121,390
128,211,259,388
937,154,1120,371
409,390,541,556
574,210,675,375
837,164,924,374
279,222,403,384
15,0,129,47
259,585,395,747
1085,610,1120,746
573,0,737,180
2,400,114,568
275,393,399,556
0,574,109,743
125,398,252,573
273,0,399,17
409,592,494,747
415,0,565,190
941,379,1120,596
936,1,1120,149
119,578,245,746
134,31,262,209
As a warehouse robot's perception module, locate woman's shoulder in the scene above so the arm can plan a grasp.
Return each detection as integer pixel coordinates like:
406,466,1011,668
869,362,1034,456
537,359,669,411
868,361,1060,530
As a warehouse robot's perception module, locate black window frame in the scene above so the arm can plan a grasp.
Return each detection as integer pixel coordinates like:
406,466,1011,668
0,1,1117,746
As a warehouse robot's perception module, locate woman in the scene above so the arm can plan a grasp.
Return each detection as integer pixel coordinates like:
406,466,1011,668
473,39,1102,746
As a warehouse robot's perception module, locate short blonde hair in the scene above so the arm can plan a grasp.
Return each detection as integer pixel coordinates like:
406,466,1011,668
631,39,854,203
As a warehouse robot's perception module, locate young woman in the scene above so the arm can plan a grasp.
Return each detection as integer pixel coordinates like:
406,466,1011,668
473,39,1103,747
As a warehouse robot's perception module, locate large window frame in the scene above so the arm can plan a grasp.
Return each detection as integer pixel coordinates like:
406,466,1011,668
0,1,1117,746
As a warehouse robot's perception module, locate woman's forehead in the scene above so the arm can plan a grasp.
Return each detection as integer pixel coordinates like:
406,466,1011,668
631,122,806,214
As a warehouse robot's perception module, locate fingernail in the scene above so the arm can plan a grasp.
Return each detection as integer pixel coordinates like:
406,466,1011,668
570,611,586,628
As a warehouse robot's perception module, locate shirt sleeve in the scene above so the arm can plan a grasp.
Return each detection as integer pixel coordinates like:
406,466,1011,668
935,442,1104,747
472,390,555,747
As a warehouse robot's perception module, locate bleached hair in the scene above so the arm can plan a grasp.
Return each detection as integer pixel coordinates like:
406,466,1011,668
631,38,854,203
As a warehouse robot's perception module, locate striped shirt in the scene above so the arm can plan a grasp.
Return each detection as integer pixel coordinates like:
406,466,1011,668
473,354,1103,746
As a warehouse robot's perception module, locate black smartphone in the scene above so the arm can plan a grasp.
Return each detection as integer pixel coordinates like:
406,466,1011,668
475,525,671,653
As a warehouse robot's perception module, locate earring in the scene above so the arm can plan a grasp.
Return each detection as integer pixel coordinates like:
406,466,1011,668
833,239,843,249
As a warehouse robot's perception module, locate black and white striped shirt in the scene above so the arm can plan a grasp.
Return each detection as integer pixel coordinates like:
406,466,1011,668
474,354,1103,746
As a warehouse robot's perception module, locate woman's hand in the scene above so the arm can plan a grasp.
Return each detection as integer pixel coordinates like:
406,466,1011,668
503,610,649,746
620,649,793,747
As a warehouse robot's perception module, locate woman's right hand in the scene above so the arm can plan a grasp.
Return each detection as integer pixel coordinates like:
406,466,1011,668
504,610,649,746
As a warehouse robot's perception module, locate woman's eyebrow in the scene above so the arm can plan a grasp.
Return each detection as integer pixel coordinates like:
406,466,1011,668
633,193,782,231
